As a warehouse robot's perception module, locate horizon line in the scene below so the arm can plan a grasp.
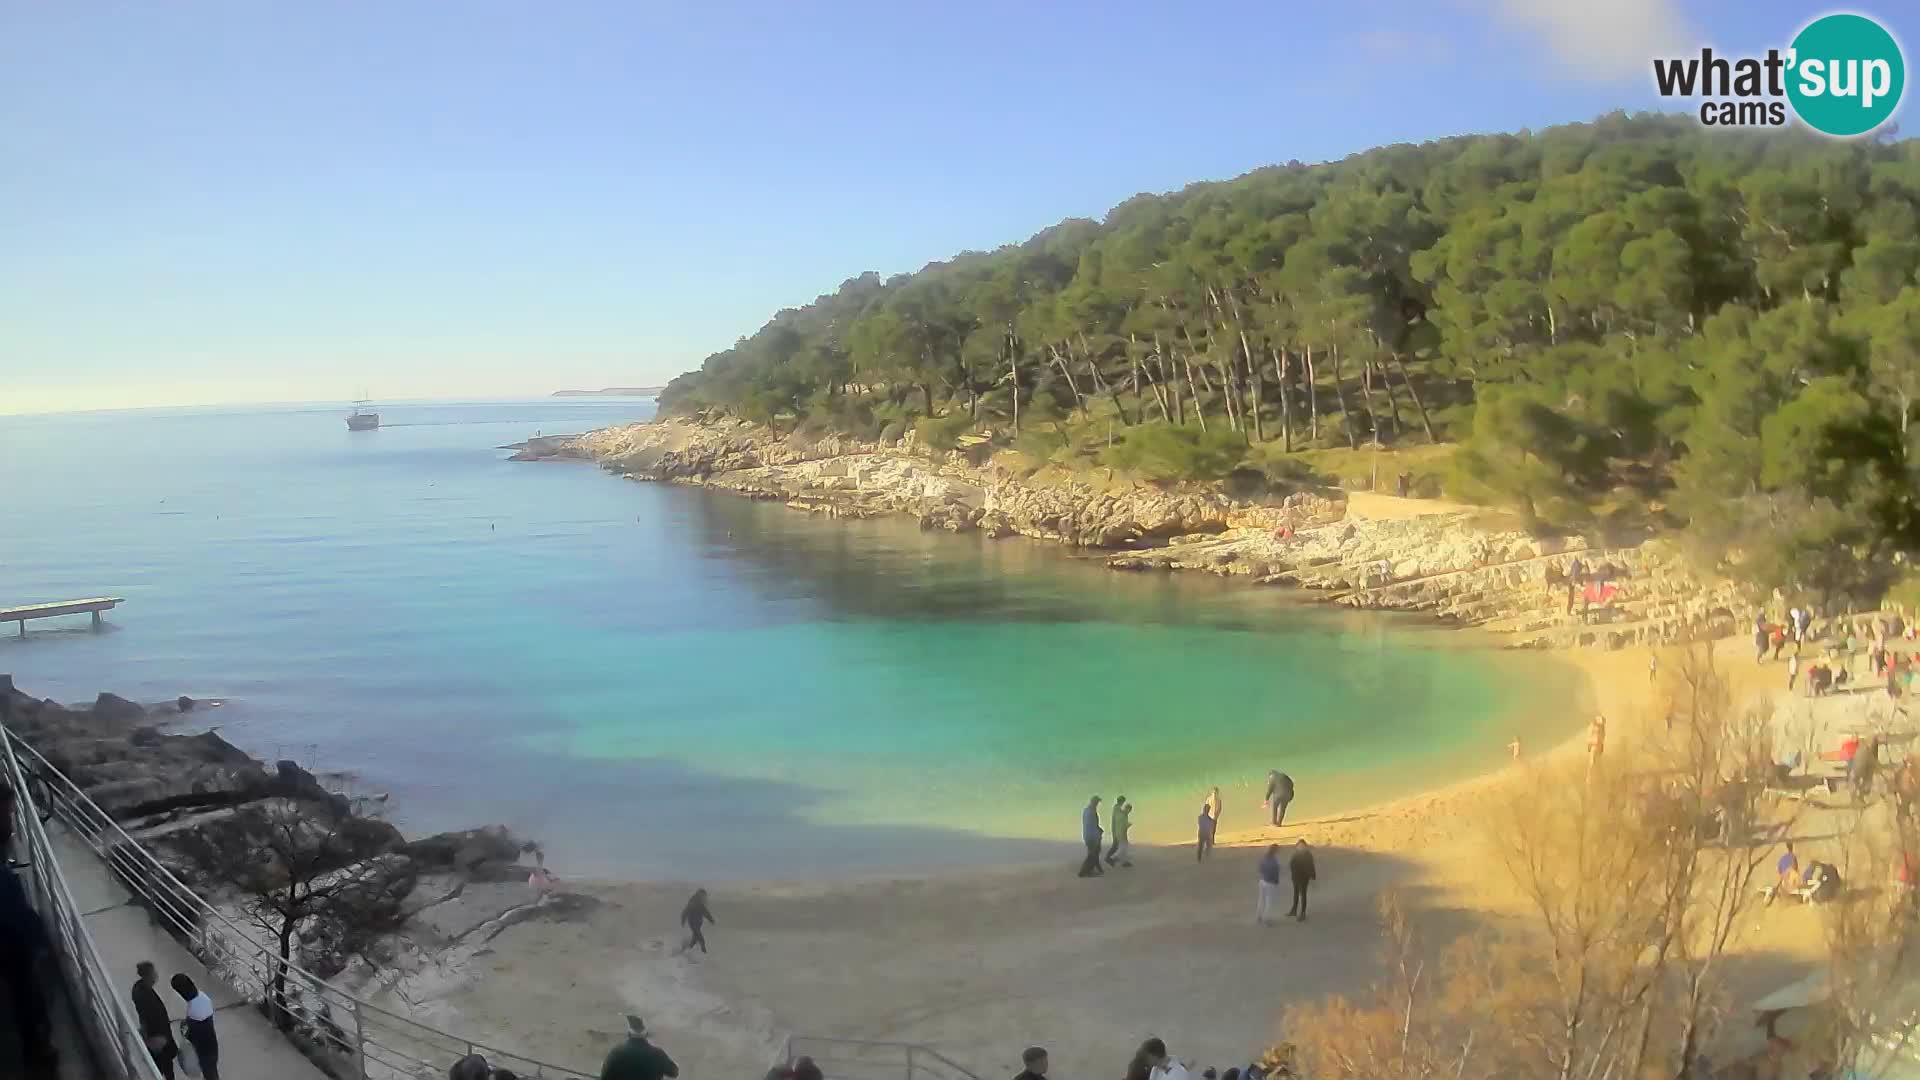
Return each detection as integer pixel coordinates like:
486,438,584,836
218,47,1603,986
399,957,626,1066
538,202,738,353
0,392,661,420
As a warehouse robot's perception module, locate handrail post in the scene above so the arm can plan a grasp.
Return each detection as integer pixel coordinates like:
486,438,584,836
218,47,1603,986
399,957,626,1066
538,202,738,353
353,998,368,1080
908,1042,917,1080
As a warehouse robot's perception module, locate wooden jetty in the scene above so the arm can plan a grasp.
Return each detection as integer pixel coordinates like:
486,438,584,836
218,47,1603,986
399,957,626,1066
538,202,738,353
3,598,124,637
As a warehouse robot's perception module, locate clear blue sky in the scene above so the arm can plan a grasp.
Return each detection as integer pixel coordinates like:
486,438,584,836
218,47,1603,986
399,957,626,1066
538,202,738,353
1,0,1908,413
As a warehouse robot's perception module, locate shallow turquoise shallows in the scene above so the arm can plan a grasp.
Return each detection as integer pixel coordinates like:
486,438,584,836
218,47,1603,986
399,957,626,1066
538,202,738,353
0,401,1583,881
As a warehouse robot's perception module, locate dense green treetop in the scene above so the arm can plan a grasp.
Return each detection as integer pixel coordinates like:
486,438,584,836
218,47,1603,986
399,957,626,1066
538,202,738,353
660,113,1920,602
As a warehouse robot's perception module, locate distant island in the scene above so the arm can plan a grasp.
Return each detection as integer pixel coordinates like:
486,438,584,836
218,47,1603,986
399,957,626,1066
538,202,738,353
552,387,662,397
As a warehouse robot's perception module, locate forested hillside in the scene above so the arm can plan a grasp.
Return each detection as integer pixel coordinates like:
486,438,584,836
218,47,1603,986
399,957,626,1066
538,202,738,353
660,113,1920,600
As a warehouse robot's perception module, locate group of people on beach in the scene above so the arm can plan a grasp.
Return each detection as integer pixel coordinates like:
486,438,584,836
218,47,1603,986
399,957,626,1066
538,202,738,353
1076,771,1317,926
1756,608,1920,701
1079,771,1299,878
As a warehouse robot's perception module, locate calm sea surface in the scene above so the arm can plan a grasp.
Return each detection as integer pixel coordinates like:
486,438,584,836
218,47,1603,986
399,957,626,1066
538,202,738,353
0,400,1583,880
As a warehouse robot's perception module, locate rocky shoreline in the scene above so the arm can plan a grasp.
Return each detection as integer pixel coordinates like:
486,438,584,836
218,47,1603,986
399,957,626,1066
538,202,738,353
514,415,1749,649
0,675,591,1012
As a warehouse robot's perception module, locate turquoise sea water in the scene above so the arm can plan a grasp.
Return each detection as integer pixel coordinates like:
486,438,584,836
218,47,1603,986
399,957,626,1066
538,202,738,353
0,401,1583,880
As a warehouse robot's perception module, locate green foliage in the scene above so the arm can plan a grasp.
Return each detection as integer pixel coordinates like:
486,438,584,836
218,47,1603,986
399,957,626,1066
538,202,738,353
1103,423,1248,483
651,114,1920,599
913,411,973,451
1887,569,1920,615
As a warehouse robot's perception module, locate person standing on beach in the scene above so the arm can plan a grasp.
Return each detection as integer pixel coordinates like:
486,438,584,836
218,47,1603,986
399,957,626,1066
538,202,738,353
1079,796,1105,877
1265,771,1295,828
1106,797,1134,868
680,888,715,954
1205,786,1223,833
1287,840,1317,922
1788,652,1800,692
1196,802,1217,861
1586,716,1607,778
1256,844,1282,925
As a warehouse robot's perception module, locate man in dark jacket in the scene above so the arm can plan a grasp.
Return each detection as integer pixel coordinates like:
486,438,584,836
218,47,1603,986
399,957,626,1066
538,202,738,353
1287,840,1318,922
2,780,56,1071
601,1015,678,1080
132,960,178,1079
1077,796,1105,878
1265,771,1295,827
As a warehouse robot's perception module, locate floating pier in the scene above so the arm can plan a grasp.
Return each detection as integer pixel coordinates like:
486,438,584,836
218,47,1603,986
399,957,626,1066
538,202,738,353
3,597,124,637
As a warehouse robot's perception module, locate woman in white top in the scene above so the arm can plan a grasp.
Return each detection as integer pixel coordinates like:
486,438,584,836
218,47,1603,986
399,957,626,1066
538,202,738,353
169,973,220,1080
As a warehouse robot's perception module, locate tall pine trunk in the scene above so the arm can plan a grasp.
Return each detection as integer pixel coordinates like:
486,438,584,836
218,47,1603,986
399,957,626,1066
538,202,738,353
1050,343,1086,416
1304,343,1319,443
1272,346,1292,453
1376,355,1405,438
1390,353,1436,443
1239,330,1263,442
1007,326,1020,437
1358,354,1382,444
1181,352,1208,432
1330,336,1357,449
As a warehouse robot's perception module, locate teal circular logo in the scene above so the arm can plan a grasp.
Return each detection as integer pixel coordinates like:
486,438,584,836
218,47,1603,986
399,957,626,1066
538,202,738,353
1788,14,1905,137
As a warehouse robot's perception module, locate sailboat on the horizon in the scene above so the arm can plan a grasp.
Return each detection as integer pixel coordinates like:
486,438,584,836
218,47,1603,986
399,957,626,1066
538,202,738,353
346,393,380,431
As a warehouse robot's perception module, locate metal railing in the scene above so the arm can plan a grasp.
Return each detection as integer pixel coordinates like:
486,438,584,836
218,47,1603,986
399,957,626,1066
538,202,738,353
2,725,592,1080
786,1035,982,1080
2,722,167,1080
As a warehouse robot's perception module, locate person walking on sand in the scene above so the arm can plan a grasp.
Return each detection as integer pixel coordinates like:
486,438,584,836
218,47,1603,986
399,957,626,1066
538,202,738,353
1788,652,1800,692
1586,715,1607,778
1078,796,1105,878
1287,839,1318,922
1196,802,1217,862
1265,770,1295,827
601,1015,679,1080
132,961,178,1080
1256,844,1282,925
1206,785,1223,833
170,973,220,1080
1106,796,1134,868
681,888,715,954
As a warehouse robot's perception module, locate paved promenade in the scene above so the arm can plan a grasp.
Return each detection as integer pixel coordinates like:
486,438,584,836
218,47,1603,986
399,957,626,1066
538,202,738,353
47,824,331,1080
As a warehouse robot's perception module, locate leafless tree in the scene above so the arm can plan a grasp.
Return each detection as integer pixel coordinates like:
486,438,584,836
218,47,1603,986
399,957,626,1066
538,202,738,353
174,796,415,1028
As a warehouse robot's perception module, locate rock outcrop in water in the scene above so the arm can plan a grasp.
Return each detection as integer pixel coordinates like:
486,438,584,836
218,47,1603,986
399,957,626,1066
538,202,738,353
521,416,1752,650
0,675,593,993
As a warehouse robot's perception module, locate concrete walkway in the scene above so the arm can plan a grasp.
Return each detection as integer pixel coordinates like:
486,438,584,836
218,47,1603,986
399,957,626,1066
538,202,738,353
47,824,332,1080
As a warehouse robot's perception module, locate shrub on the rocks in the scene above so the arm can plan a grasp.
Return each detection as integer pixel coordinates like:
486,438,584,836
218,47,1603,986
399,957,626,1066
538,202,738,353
914,412,973,451
1101,422,1248,484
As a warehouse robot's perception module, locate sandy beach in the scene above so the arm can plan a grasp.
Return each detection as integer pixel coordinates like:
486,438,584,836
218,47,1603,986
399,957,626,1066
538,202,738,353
414,637,1835,1080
